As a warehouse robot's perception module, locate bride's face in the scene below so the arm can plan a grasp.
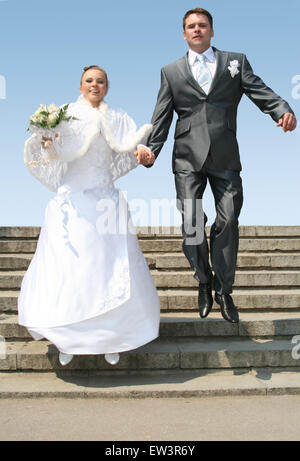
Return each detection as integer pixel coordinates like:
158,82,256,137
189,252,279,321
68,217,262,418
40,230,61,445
80,69,108,107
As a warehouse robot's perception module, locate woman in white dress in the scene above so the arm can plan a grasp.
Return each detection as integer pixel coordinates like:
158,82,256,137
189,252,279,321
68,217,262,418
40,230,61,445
18,65,160,366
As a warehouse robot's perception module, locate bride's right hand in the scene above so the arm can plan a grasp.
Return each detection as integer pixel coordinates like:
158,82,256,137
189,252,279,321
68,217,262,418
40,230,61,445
41,137,53,149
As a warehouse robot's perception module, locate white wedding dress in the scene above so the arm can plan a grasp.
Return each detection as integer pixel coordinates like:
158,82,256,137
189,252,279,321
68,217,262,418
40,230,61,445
18,96,160,355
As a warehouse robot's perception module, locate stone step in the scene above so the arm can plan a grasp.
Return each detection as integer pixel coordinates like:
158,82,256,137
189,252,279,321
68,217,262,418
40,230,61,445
1,337,300,372
0,227,41,239
1,226,300,239
137,226,300,238
0,369,300,398
158,289,300,311
0,292,19,313
0,255,33,270
1,238,300,254
2,253,300,271
146,253,300,270
2,313,300,341
0,241,37,254
0,272,25,289
1,270,300,290
1,289,300,314
151,271,300,289
140,239,300,253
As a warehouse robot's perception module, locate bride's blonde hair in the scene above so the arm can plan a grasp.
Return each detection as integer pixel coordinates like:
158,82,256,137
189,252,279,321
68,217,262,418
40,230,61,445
80,65,109,88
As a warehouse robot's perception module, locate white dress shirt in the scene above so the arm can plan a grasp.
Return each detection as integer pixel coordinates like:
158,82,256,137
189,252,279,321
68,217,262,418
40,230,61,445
188,47,217,83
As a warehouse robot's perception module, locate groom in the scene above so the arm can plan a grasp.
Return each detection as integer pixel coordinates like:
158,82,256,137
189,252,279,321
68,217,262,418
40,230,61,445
136,8,297,323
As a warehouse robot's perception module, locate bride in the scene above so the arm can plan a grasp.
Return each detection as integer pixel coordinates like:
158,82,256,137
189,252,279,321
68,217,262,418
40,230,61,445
18,65,160,367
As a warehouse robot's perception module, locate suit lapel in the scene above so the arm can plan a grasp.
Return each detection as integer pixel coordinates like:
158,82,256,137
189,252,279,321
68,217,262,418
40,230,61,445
176,48,229,96
208,47,229,94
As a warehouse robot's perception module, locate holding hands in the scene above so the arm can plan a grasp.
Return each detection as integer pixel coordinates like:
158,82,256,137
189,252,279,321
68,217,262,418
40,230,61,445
134,144,156,166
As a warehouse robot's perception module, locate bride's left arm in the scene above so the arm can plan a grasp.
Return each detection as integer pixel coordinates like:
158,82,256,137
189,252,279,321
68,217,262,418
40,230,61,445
24,133,68,192
105,109,152,180
108,109,152,154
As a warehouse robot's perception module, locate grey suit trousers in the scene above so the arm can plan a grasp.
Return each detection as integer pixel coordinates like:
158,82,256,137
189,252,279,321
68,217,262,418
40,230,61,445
175,155,243,294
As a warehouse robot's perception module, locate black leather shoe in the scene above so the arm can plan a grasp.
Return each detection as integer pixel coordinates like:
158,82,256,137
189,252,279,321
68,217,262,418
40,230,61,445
198,283,213,318
215,293,239,323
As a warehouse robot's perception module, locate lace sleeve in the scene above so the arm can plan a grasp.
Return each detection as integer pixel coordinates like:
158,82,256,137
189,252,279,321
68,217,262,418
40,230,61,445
102,108,152,181
24,134,68,192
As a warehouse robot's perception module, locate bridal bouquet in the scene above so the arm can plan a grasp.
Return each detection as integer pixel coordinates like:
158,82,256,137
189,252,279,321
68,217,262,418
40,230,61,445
28,104,78,156
29,104,76,130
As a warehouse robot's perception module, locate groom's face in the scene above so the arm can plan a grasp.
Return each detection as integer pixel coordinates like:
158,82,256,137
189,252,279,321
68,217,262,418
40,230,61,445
183,13,214,52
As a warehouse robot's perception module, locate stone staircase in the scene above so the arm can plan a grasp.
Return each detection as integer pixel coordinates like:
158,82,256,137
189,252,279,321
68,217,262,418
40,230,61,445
0,225,300,398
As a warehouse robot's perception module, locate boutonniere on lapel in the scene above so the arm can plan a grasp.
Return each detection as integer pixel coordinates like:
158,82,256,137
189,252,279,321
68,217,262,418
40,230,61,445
228,60,240,78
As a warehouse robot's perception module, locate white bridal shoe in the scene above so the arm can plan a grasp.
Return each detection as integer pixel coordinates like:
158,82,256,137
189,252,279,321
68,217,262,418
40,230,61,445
59,352,74,366
104,353,120,365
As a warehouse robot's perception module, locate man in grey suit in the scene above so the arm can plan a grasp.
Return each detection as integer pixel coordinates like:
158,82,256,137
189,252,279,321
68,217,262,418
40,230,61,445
135,8,297,323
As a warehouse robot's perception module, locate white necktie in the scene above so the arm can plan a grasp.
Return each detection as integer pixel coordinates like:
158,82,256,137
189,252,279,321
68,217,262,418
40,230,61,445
197,55,212,94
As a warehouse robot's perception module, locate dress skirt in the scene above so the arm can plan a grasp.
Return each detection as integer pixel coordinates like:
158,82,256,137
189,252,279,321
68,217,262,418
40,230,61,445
18,183,160,355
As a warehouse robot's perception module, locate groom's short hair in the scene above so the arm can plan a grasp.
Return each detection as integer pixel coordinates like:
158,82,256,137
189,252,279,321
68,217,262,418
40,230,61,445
183,8,213,30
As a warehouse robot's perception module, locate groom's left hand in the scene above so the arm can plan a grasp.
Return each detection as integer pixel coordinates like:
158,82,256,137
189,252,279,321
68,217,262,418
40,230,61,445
277,113,297,132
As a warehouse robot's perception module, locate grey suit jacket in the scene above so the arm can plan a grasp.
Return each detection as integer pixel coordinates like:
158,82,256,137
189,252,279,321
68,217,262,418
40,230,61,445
147,47,294,172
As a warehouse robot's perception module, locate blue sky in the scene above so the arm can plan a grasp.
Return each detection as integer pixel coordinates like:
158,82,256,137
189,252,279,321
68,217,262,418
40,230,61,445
0,0,299,226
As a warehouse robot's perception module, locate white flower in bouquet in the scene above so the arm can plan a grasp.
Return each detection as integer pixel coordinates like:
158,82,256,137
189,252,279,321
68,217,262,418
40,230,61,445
35,104,47,115
48,104,60,114
37,113,48,125
30,115,38,124
47,112,59,127
28,103,78,132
